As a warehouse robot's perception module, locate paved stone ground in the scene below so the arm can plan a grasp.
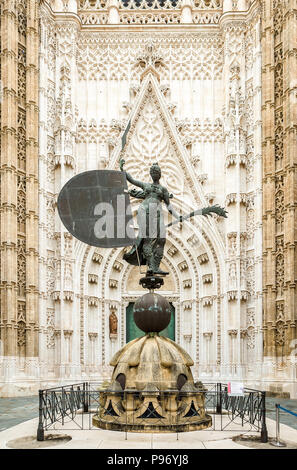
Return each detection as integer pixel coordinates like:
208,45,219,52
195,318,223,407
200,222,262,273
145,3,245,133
1,415,297,450
266,397,297,431
0,396,39,432
0,395,296,434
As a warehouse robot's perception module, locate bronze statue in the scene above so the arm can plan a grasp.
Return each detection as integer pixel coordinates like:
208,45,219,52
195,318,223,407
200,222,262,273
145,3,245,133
120,159,227,275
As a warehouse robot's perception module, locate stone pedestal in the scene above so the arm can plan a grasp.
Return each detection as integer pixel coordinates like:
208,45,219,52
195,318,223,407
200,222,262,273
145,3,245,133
92,334,212,432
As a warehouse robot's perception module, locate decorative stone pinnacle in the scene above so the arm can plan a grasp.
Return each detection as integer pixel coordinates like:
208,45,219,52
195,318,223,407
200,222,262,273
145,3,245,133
137,42,164,82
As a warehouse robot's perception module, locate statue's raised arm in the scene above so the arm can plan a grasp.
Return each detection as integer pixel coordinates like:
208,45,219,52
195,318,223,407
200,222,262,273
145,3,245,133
120,159,145,190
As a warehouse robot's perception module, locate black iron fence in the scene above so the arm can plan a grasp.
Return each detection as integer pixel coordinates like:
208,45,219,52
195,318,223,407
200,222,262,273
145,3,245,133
36,382,268,442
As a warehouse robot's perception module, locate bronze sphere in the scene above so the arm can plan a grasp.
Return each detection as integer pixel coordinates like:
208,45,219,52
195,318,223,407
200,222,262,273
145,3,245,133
133,292,171,333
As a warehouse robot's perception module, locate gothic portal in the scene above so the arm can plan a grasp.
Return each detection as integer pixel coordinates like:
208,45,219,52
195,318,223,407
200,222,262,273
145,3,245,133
0,0,296,398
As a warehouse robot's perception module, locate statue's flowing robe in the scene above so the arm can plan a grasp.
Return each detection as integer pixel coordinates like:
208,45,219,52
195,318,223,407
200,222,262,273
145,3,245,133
124,191,165,267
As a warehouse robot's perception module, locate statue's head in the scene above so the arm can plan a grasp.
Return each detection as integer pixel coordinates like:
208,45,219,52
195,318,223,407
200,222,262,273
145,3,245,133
150,163,161,180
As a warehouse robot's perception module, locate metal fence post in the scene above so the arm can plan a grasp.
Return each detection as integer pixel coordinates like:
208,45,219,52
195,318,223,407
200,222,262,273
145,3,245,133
37,390,45,441
216,383,222,414
83,382,89,412
271,404,286,447
260,391,268,443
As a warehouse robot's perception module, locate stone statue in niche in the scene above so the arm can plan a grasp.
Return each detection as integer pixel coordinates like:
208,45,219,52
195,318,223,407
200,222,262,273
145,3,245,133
109,312,118,336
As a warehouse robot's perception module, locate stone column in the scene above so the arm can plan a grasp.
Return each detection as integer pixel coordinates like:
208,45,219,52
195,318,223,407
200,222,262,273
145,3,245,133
240,329,247,374
223,0,233,12
203,332,213,373
25,0,39,361
238,0,247,10
228,329,238,375
282,0,297,357
180,0,193,24
183,334,192,356
262,0,297,383
107,0,120,25
0,0,19,362
88,332,98,367
221,16,247,379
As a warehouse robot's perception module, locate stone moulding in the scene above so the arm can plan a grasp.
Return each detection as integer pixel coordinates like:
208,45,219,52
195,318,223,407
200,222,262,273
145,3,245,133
78,0,223,9
77,0,223,26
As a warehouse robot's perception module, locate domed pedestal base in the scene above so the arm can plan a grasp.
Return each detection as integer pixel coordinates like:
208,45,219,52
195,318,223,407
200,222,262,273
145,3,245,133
92,334,212,433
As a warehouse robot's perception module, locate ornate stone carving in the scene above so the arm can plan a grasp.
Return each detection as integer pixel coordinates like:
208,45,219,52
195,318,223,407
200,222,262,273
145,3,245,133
183,301,192,310
275,302,285,346
46,309,55,349
202,274,213,284
183,279,192,289
109,279,118,288
92,251,103,264
178,261,188,272
17,302,26,348
187,234,200,246
167,245,178,256
202,296,213,307
228,329,238,338
275,236,284,297
63,291,73,302
17,239,26,298
88,296,99,307
113,260,123,272
76,33,223,83
198,253,209,265
17,175,26,233
228,262,237,289
88,274,98,284
227,290,237,301
203,332,213,339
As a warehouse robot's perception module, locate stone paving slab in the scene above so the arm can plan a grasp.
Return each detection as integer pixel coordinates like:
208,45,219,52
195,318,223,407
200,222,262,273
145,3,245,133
0,395,296,450
0,415,296,449
203,439,250,450
0,396,39,432
1,396,296,432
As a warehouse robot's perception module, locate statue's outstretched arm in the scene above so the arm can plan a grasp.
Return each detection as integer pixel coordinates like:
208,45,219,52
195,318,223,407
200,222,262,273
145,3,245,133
201,204,228,218
120,159,145,189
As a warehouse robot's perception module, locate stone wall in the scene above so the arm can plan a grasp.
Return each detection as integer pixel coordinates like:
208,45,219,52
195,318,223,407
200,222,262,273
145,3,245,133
0,0,39,395
262,0,297,397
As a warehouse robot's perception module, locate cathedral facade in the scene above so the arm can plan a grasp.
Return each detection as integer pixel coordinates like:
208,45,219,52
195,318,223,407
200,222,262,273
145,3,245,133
0,0,296,398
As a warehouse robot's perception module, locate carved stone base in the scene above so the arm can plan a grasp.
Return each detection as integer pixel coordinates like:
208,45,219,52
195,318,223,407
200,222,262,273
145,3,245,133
139,275,165,291
93,404,212,433
92,334,212,433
